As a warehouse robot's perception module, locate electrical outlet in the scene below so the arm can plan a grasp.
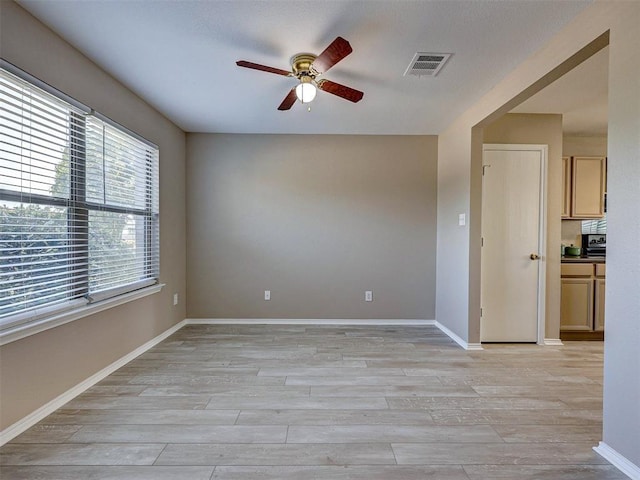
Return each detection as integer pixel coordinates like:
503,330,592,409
365,291,373,302
264,290,271,301
458,213,466,226
173,293,178,306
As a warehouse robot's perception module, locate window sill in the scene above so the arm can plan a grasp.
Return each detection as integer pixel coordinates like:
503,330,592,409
0,284,165,346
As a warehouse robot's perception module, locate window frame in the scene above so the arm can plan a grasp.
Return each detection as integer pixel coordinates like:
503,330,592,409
0,61,161,344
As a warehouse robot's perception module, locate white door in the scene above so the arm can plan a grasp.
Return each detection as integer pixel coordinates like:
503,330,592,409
481,144,547,343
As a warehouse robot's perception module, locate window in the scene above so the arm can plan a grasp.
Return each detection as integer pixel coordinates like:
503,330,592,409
0,66,159,332
582,216,607,234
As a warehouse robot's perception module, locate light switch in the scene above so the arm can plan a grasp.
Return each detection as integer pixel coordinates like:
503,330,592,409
173,293,178,306
458,213,466,226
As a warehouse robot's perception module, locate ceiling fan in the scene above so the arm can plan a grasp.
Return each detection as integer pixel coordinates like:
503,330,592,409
236,36,364,111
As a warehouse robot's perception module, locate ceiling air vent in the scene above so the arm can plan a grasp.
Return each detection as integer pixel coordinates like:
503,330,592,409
404,53,451,77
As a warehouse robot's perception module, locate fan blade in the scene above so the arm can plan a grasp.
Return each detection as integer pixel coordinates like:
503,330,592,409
236,61,292,77
311,37,353,74
317,79,363,103
278,88,298,110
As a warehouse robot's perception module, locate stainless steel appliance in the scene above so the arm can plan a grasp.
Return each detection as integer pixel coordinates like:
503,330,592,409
582,234,606,256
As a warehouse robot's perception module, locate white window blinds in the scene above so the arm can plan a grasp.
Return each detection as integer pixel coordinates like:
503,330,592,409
582,217,607,234
0,66,159,329
84,116,159,299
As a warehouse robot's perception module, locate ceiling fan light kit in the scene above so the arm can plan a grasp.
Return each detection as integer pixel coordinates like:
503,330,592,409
236,37,363,111
295,80,316,103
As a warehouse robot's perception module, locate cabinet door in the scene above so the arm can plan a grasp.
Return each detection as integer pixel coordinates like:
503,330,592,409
562,156,571,218
560,278,594,331
571,156,606,218
595,278,606,331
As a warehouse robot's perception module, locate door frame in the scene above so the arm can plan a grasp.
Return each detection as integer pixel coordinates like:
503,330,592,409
481,144,548,345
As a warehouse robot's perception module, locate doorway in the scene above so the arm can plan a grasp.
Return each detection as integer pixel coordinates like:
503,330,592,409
480,144,547,343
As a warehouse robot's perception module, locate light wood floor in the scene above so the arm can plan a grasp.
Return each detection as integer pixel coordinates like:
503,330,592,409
1,325,625,479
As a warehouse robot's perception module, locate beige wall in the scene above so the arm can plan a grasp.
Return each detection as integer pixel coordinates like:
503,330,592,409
483,113,563,340
563,135,608,157
187,134,437,320
561,221,583,247
436,125,475,341
0,1,187,429
437,0,640,469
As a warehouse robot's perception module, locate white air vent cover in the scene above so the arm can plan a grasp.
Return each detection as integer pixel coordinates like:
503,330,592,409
404,53,451,77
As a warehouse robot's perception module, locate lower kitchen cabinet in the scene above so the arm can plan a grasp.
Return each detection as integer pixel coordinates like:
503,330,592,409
561,278,594,331
560,262,605,339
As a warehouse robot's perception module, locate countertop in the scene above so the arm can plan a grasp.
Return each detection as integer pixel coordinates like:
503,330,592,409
561,255,606,264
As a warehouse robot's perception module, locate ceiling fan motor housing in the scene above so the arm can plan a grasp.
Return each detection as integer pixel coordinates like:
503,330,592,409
291,53,318,78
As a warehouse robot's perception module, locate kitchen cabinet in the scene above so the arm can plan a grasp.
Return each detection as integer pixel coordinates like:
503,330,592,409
569,156,607,218
562,156,571,218
561,156,606,219
561,278,594,331
560,262,605,339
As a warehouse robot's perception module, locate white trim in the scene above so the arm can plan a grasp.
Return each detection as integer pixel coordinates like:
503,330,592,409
87,279,158,303
186,318,436,326
594,442,640,479
543,338,564,346
536,145,548,346
434,321,483,350
0,284,165,346
0,319,186,446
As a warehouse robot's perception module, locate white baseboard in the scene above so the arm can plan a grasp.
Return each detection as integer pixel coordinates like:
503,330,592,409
186,318,436,326
434,321,483,350
543,338,564,346
594,442,640,479
0,319,187,446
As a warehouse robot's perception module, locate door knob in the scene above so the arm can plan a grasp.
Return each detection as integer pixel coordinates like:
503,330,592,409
530,253,540,260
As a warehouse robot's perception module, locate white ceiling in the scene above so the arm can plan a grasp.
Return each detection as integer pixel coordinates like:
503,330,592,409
17,0,592,135
512,46,608,136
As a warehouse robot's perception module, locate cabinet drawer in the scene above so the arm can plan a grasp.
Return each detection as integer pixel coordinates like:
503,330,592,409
561,264,594,277
596,264,606,277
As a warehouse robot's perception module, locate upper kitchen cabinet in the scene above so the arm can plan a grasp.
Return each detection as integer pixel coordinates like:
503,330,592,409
562,156,607,219
571,156,607,218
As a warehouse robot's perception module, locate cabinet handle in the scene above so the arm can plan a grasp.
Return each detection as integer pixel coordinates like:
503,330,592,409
530,253,540,260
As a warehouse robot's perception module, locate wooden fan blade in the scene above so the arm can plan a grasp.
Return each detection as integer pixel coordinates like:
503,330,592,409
236,61,292,77
311,37,353,74
278,88,298,111
317,79,363,103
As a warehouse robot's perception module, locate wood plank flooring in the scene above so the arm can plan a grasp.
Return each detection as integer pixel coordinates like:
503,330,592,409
0,325,625,479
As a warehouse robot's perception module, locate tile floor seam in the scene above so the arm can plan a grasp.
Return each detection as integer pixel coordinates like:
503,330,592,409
151,443,169,466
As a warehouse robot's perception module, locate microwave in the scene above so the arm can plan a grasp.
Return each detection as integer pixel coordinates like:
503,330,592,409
582,234,606,256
